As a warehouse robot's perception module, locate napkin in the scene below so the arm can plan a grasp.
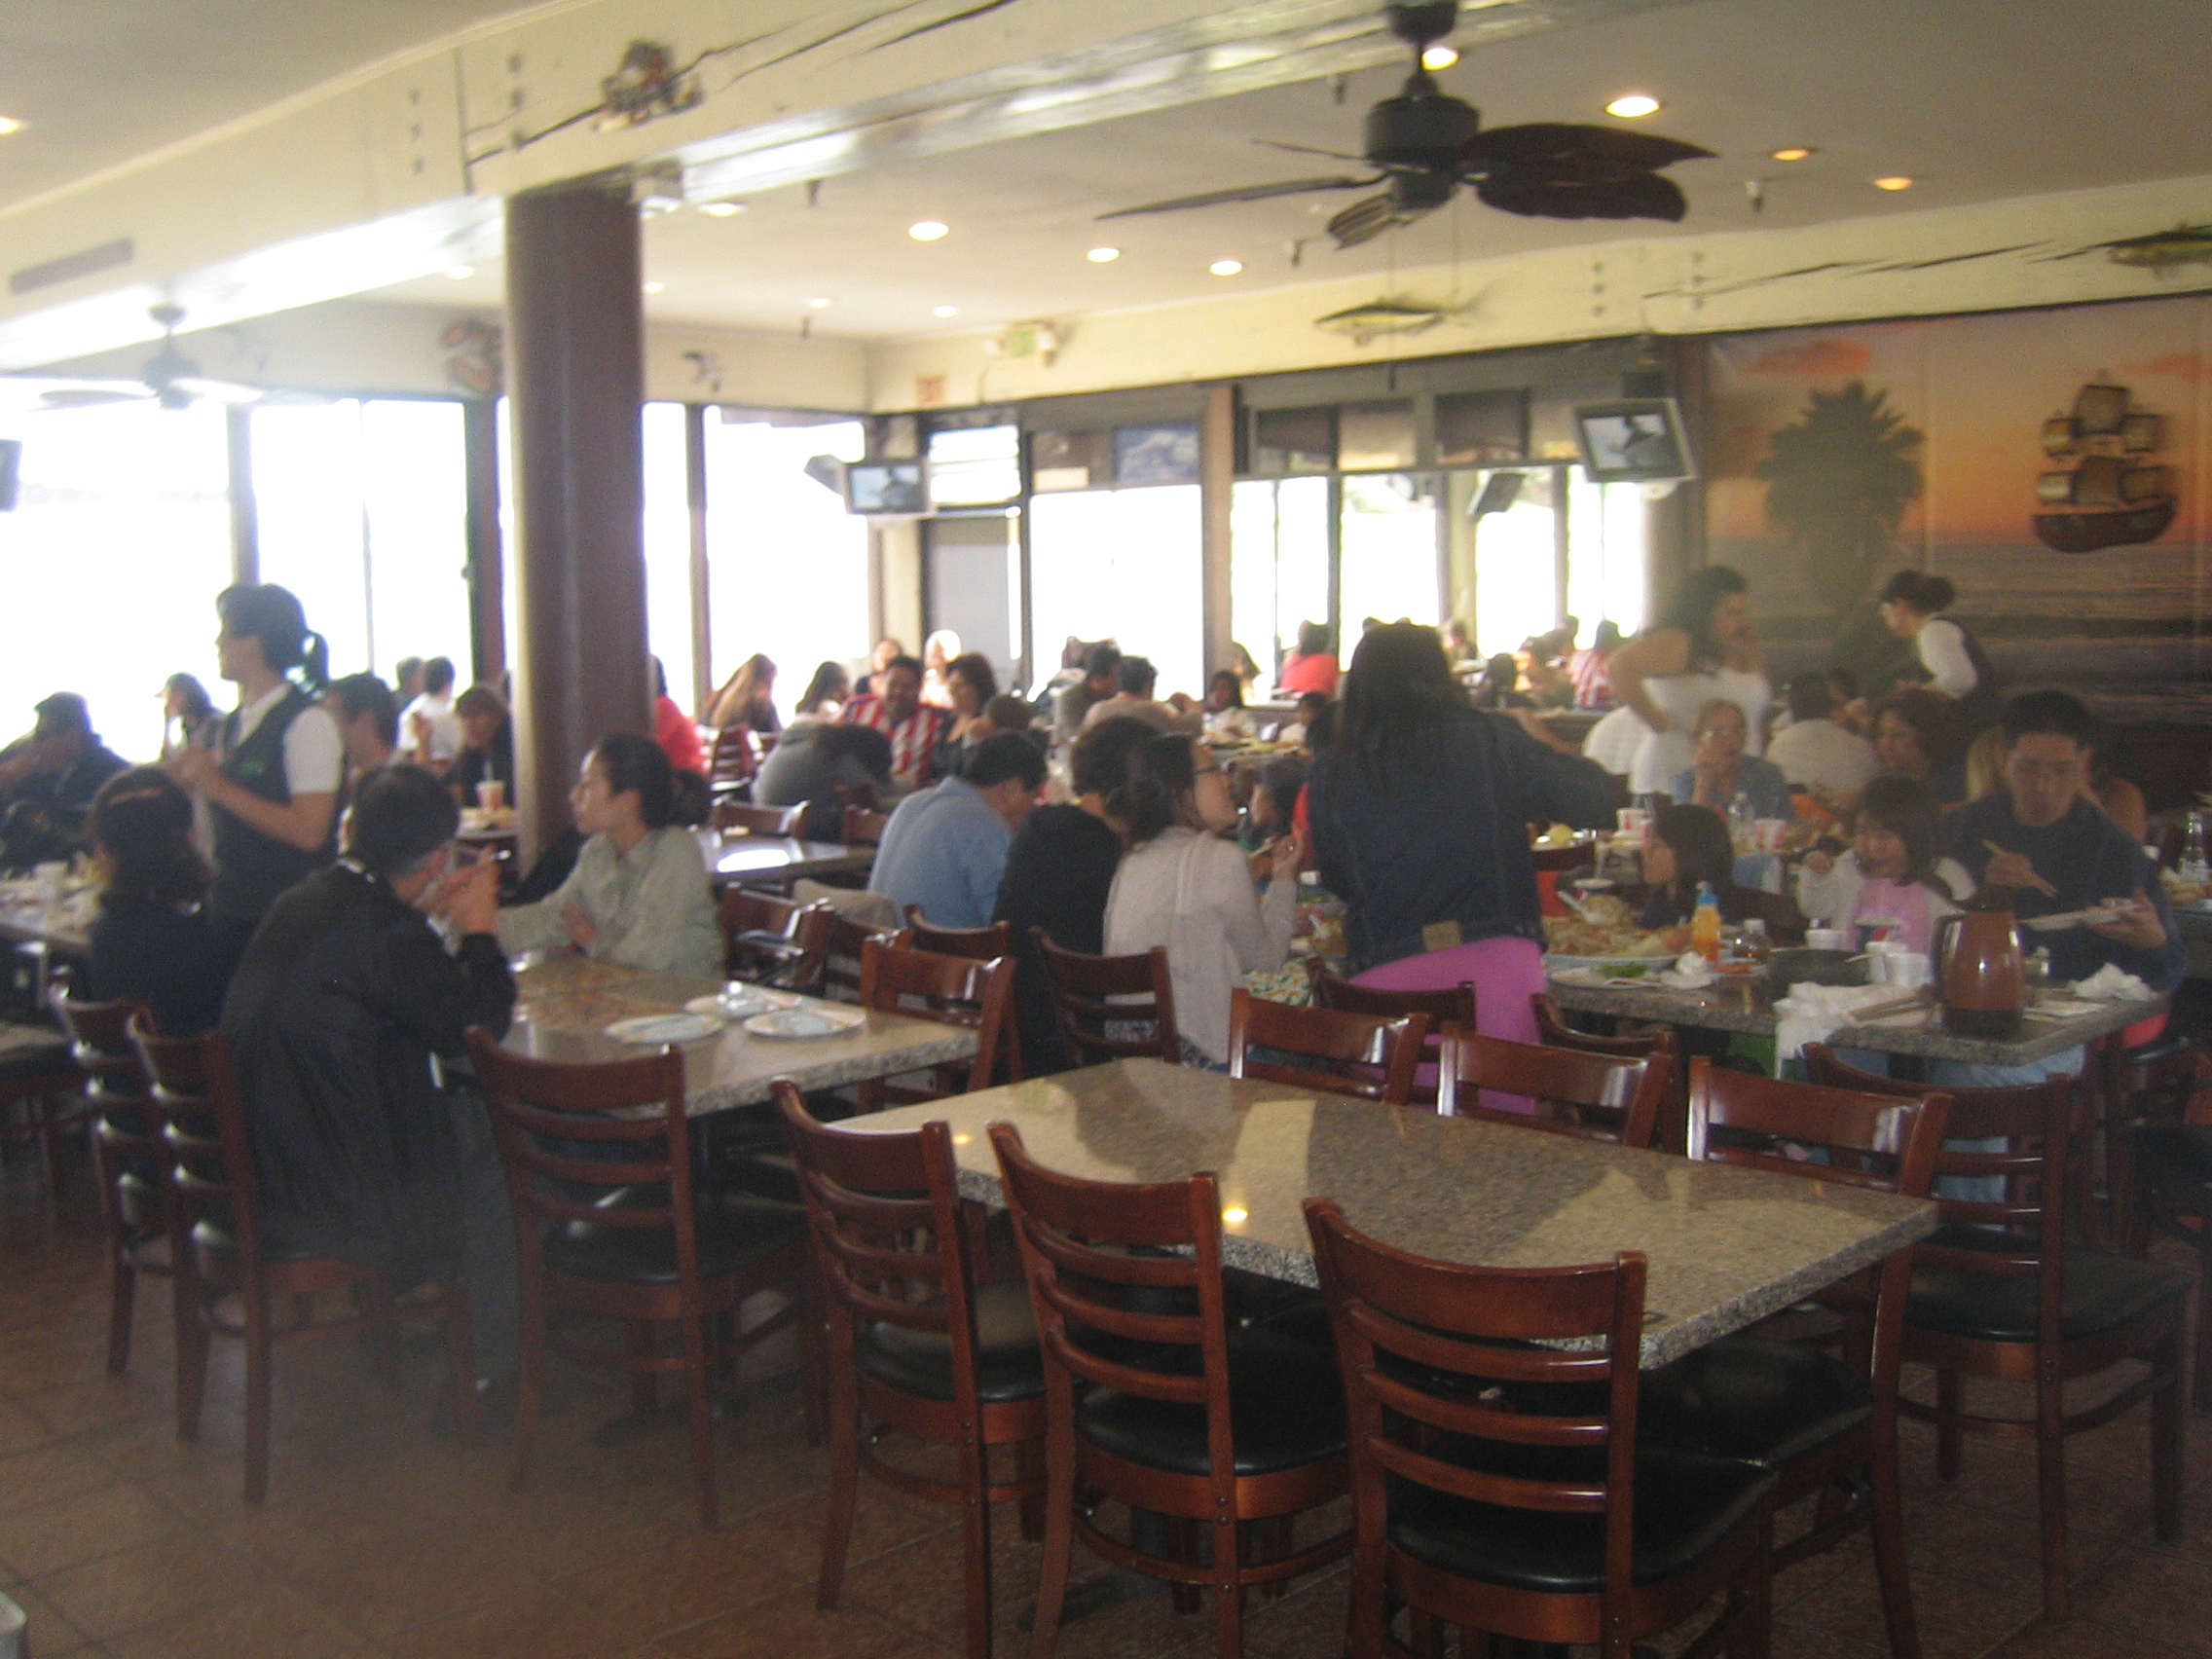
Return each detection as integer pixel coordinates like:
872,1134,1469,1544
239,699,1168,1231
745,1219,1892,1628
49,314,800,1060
2068,964,2157,1002
1772,982,1924,1066
1654,951,1716,990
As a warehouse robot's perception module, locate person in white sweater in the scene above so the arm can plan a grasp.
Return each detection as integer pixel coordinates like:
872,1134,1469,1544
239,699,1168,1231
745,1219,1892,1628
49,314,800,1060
1104,733,1302,1066
1794,775,1974,952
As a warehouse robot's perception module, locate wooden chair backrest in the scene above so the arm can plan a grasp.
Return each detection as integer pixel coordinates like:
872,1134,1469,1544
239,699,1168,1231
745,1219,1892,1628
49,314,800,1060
820,916,907,1004
856,938,1015,1105
841,806,892,846
54,990,150,1097
709,724,758,787
1311,972,1471,1107
1436,1030,1668,1149
903,908,1014,962
1530,994,1679,1061
1225,989,1427,1106
714,799,805,837
1031,931,1179,1065
129,1016,261,1272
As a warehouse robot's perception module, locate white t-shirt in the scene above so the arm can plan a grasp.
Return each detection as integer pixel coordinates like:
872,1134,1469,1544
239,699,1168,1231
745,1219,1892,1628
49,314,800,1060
229,682,345,798
1582,705,1650,778
399,690,463,764
1915,618,1978,699
1764,718,1880,797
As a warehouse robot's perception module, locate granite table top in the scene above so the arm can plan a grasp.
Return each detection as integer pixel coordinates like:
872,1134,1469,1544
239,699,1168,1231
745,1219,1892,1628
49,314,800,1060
691,832,876,889
503,956,976,1116
1545,977,2162,1066
851,1057,1936,1369
0,898,90,956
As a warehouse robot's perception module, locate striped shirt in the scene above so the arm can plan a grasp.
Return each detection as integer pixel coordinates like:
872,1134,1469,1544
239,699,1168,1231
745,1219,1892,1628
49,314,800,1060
842,695,950,791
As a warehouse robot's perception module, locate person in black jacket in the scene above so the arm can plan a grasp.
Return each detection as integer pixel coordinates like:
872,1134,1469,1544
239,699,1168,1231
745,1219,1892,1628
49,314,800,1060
220,765,518,1375
82,767,228,1037
993,716,1155,1076
0,692,130,870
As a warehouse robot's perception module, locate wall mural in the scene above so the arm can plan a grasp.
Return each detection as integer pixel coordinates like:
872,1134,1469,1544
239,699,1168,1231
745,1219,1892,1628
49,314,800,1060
1704,293,2212,722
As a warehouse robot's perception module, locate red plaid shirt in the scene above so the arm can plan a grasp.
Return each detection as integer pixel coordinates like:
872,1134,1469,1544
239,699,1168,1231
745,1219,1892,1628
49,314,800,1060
842,696,950,790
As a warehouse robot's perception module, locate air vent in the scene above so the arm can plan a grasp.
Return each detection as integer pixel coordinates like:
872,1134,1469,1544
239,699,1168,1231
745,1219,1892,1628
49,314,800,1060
10,239,133,296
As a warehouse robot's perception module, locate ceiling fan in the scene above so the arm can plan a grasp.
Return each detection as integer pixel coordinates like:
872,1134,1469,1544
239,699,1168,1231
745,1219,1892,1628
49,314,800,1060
37,304,264,412
1099,1,1714,248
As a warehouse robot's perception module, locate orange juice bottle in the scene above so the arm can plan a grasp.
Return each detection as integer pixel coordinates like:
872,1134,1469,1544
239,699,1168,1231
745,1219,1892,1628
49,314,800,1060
1690,882,1722,966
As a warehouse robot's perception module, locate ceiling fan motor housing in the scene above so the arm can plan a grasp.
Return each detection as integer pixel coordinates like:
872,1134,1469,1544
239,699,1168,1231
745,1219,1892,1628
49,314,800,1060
1364,83,1479,174
1385,2,1459,49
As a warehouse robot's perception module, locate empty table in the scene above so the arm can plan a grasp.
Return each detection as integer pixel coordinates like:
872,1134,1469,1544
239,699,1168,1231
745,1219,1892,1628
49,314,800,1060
692,831,875,891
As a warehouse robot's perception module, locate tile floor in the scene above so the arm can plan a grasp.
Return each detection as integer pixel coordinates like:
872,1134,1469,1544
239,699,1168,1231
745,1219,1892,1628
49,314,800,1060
3,1145,2210,1659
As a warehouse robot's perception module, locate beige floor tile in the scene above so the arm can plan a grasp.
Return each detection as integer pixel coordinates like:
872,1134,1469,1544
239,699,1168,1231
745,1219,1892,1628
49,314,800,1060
30,1530,260,1641
0,1481,182,1579
102,1577,373,1659
0,1442,124,1515
2067,1547,2212,1653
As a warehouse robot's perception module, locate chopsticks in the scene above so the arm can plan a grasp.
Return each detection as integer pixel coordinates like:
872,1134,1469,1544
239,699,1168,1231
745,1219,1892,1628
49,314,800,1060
1983,839,2062,899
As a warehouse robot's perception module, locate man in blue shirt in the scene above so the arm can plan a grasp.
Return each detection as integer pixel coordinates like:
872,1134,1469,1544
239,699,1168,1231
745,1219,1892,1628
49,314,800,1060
868,732,1046,930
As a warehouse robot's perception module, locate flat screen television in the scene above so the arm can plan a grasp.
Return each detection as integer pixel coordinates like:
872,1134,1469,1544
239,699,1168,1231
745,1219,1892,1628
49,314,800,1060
1571,398,1695,484
842,460,930,516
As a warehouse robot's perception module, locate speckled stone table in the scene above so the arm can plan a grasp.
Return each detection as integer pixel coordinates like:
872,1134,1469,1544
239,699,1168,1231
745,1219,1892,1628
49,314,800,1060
502,956,976,1116
852,1057,1936,1368
1545,977,2163,1067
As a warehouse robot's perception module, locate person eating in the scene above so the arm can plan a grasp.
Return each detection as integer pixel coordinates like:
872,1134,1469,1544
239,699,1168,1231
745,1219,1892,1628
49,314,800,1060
1796,775,1973,951
867,732,1046,931
1871,685,1968,807
1669,698,1790,819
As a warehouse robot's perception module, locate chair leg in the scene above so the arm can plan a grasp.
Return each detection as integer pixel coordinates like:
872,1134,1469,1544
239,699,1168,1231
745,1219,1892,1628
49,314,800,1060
35,1095,63,1199
1026,1423,1078,1659
958,1438,997,1659
627,1320,658,1417
2153,1330,2185,1543
1209,1514,1243,1659
1867,1430,1923,1659
1251,1515,1293,1602
817,1351,861,1610
241,1295,276,1504
510,1277,546,1493
2195,1225,2212,1414
2035,1371,2071,1623
105,1250,136,1378
1935,1369,1963,1481
681,1315,719,1529
1015,1436,1045,1542
445,1292,481,1440
170,1246,207,1443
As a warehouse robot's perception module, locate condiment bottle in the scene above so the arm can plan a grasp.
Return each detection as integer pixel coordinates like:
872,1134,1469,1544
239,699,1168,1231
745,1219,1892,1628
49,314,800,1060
1741,917,1771,966
1691,882,1722,965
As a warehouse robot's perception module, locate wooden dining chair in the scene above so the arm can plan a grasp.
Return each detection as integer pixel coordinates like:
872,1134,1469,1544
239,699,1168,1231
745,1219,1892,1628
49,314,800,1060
855,938,1016,1109
1224,989,1427,1107
992,1123,1350,1659
1434,1029,1669,1149
819,915,907,1004
54,991,172,1377
1531,993,1686,1147
0,1012,87,1198
714,799,806,837
719,889,833,988
1805,1043,2191,1622
1030,932,1179,1067
841,805,892,846
902,908,1014,962
1309,972,1471,1108
708,724,759,795
1639,1058,1949,1659
1304,1200,1774,1659
132,1015,479,1501
466,1032,813,1529
778,1085,1044,1659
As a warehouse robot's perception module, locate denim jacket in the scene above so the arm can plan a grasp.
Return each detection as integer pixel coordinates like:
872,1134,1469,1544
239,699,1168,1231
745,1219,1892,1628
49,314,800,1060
1309,712,1618,972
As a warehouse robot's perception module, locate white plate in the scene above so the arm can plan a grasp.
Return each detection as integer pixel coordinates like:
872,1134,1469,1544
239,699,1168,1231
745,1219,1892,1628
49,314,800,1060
684,987,798,1021
2022,906,2125,933
1543,953,1679,972
744,1006,867,1040
604,1013,725,1046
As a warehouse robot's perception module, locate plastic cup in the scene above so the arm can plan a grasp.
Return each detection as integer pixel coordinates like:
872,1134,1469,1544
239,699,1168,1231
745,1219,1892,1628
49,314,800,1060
476,780,505,813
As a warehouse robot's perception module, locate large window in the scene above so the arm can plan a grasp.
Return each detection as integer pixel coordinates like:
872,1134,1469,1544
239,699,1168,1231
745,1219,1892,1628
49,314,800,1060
0,399,232,760
703,416,869,722
1230,477,1330,687
1029,486,1204,702
1339,473,1442,634
254,399,471,685
641,403,696,712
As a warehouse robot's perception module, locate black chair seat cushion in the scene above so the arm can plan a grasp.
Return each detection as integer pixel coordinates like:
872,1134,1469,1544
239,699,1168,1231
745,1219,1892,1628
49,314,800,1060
1639,1336,1871,1466
1074,1303,1345,1477
191,1215,319,1266
1387,1439,1776,1595
541,1196,803,1285
1907,1226,2193,1344
2133,1124,2212,1209
856,1280,1044,1404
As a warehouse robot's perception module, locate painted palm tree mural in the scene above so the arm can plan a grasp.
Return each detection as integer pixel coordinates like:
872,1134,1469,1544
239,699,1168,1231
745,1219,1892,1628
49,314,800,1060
1755,382,1925,621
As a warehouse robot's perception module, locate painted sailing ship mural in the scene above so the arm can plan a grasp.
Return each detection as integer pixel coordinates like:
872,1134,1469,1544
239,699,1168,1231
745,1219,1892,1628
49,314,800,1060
2033,378,2176,553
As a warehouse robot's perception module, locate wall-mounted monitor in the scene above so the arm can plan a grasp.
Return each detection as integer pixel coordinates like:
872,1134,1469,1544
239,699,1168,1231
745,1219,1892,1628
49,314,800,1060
842,460,931,516
1571,397,1694,484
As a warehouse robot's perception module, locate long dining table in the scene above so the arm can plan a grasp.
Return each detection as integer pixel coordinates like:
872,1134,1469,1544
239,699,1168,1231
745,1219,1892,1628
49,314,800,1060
850,1056,1936,1368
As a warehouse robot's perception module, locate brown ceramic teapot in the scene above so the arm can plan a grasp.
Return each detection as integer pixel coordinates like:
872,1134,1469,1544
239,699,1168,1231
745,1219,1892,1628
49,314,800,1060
1933,899,2026,1038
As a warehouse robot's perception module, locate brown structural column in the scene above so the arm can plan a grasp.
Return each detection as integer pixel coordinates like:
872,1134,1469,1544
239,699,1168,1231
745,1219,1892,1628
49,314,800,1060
461,395,506,689
1198,383,1236,682
504,184,652,863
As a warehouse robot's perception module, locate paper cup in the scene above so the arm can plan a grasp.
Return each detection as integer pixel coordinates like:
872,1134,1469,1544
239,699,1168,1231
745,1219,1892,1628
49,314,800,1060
1891,952,1933,989
1805,928,1847,951
476,780,505,813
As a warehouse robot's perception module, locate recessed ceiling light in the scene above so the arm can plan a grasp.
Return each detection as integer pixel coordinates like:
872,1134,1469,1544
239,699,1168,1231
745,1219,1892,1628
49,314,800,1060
642,280,666,294
1770,146,1816,163
1419,45,1458,69
1873,175,1915,191
0,117,24,137
808,296,834,309
1087,246,1121,263
908,220,950,241
934,305,960,318
444,265,475,280
1209,259,1244,276
698,201,745,217
1222,1206,1249,1225
1605,93,1661,118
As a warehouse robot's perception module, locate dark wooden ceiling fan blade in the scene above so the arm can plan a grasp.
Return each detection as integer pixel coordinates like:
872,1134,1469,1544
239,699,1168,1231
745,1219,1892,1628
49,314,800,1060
1462,122,1714,177
1254,137,1371,165
1327,191,1427,247
1097,174,1381,220
1473,170,1688,222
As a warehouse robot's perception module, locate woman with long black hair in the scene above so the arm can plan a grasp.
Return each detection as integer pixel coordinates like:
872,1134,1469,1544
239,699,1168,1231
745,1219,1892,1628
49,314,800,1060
1305,621,1616,1047
165,583,341,954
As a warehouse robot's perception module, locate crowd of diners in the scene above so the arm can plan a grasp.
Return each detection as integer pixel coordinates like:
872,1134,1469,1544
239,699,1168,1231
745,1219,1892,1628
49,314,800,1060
0,567,2185,1410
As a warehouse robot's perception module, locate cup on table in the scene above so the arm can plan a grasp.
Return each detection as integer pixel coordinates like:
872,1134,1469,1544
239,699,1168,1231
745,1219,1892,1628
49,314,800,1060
1753,818,1788,853
1890,951,1933,990
476,780,505,813
1805,927,1848,951
1865,940,1908,983
1617,807,1650,836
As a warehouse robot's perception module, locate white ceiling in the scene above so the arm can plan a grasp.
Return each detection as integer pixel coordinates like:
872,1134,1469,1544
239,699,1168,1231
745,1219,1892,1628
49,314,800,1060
369,0,2212,342
0,0,524,209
